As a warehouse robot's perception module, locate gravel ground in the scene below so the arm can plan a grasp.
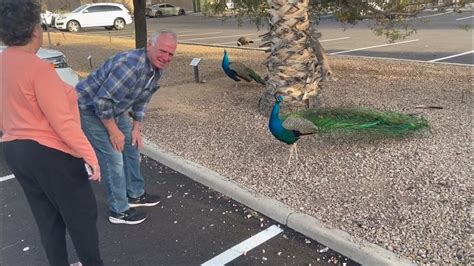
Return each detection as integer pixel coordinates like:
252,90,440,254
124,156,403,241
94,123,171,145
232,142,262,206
49,33,472,264
144,55,472,265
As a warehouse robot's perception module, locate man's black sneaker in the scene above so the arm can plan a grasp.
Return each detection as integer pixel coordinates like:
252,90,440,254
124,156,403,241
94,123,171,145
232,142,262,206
128,192,161,207
109,208,147,225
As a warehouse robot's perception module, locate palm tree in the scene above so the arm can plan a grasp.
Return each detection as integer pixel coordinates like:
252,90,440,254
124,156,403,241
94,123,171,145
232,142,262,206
205,0,468,115
258,0,331,115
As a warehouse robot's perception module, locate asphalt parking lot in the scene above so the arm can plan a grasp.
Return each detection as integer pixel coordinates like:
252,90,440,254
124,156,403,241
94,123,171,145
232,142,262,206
0,145,358,265
3,9,471,266
47,10,474,66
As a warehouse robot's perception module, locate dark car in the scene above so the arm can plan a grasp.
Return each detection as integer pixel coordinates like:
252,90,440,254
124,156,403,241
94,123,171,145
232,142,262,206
145,3,185,17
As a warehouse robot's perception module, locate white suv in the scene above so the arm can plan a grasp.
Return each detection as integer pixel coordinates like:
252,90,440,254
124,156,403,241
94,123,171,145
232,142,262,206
0,45,79,86
54,3,133,32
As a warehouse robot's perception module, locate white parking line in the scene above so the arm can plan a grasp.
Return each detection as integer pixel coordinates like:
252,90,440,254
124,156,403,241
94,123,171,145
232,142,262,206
418,11,453,19
456,15,474,21
182,33,257,42
329,39,419,55
428,50,474,62
201,225,283,266
178,31,223,37
320,37,350,42
0,174,15,182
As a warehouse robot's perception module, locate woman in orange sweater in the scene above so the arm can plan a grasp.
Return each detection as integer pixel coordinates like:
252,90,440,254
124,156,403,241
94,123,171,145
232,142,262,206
0,1,103,265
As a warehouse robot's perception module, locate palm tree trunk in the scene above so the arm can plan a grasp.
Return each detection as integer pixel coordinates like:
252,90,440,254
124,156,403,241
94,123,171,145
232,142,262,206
258,0,331,115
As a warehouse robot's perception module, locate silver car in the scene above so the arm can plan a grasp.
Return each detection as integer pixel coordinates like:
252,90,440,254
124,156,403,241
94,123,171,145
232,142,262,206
0,45,79,86
145,3,185,17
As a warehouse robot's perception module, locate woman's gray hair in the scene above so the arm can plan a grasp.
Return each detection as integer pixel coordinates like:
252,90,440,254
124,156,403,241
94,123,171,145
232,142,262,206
150,30,177,46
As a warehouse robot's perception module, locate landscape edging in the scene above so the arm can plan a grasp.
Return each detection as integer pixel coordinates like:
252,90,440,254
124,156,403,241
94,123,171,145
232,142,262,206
142,139,415,266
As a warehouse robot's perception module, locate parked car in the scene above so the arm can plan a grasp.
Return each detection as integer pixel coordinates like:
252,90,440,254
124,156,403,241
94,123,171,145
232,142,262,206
41,10,57,26
145,3,185,17
54,3,133,32
0,45,79,86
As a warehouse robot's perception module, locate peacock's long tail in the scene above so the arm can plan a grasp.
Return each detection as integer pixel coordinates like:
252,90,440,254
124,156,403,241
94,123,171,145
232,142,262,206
293,107,429,136
248,69,265,85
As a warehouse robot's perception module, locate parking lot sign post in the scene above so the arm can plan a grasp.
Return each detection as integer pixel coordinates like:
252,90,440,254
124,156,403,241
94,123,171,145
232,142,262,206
190,58,202,83
87,55,93,70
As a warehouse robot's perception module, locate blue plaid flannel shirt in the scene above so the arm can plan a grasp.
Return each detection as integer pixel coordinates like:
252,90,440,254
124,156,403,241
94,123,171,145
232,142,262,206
76,48,162,122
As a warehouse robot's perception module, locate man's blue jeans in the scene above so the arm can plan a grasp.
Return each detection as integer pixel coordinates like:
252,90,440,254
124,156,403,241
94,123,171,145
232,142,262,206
80,110,144,214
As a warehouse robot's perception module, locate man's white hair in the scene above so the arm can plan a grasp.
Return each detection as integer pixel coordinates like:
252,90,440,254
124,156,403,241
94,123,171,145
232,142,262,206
150,30,177,46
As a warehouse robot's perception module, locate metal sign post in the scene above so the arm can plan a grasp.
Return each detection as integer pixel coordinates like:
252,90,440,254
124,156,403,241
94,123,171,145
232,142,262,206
87,55,93,70
190,58,202,83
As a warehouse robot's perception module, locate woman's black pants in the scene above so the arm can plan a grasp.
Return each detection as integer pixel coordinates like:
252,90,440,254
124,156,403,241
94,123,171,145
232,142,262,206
3,140,103,266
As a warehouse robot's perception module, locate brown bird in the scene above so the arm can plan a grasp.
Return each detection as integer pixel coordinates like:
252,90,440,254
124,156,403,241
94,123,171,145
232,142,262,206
237,36,254,46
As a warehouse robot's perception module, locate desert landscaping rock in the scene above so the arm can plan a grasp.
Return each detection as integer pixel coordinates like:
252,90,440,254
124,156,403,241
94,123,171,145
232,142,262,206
145,57,471,265
48,32,471,265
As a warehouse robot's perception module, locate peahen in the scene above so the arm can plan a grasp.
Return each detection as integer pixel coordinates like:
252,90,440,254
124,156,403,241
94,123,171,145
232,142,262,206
269,95,429,164
222,50,265,89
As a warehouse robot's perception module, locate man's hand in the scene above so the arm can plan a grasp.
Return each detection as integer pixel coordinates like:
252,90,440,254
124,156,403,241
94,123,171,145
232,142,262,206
131,120,143,149
101,118,125,151
131,128,143,149
109,130,125,151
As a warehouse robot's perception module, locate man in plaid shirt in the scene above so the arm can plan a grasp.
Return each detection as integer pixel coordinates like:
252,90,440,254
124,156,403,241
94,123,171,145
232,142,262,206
76,30,177,225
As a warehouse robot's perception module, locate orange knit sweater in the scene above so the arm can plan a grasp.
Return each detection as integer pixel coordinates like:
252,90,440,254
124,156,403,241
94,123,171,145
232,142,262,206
0,47,97,166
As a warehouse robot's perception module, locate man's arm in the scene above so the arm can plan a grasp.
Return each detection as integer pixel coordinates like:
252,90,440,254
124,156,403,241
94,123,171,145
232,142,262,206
93,64,137,121
92,62,138,151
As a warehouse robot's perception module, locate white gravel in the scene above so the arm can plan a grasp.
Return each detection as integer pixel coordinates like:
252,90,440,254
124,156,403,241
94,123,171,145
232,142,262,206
142,51,472,264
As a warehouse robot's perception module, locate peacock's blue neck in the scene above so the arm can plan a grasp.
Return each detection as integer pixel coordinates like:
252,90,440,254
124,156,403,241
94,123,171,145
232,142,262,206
269,100,298,144
269,101,282,129
222,52,230,71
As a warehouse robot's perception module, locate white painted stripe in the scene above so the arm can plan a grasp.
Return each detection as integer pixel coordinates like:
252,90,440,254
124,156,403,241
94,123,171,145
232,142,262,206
173,30,195,34
329,39,419,55
178,31,223,37
419,11,453,19
335,54,473,67
75,30,221,38
0,174,15,182
179,41,268,51
320,36,350,42
182,33,257,42
201,225,283,266
428,50,474,62
456,15,474,21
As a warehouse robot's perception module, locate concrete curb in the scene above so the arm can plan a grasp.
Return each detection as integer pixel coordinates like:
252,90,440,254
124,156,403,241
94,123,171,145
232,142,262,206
142,140,415,266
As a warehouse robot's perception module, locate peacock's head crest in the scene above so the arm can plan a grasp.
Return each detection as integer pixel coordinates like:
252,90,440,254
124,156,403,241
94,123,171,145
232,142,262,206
274,93,284,103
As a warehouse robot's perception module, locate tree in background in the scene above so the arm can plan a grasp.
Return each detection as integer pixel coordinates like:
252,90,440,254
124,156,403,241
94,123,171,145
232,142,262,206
133,0,147,48
206,0,468,115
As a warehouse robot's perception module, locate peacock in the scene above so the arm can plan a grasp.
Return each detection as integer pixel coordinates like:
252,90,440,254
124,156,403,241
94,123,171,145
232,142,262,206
269,95,429,164
237,36,254,46
222,50,265,89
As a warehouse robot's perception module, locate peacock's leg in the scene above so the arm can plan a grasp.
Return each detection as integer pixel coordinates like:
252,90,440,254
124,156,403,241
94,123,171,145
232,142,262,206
294,142,298,161
288,144,294,165
234,83,239,89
